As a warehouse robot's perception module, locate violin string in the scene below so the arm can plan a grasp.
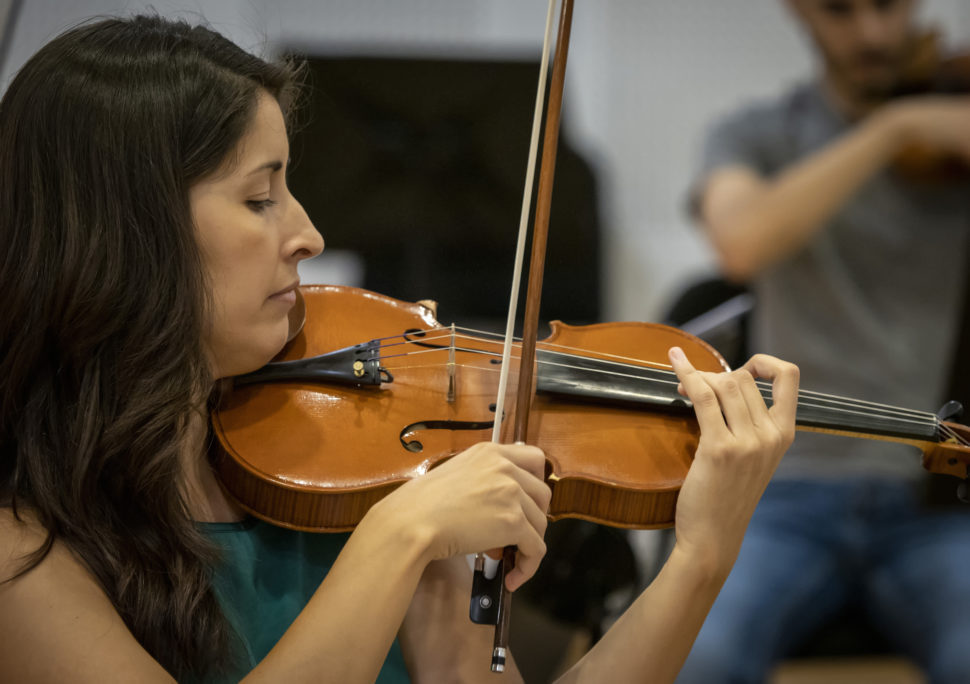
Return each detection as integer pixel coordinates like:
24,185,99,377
375,335,938,424
938,425,970,448
939,425,960,442
940,423,967,440
373,331,940,425
374,326,670,371
939,423,970,447
479,355,964,449
530,356,947,432
394,326,676,371
376,346,947,435
374,327,937,421
454,326,931,420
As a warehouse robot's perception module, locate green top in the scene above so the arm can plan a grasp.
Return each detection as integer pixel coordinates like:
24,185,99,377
189,518,411,683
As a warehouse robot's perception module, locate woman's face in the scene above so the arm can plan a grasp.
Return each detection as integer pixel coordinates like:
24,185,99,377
191,91,323,379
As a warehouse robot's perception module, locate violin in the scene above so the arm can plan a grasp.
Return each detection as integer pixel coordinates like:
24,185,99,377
210,284,970,533
891,28,970,183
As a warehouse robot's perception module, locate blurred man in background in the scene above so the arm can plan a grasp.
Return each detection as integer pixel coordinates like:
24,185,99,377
678,0,970,681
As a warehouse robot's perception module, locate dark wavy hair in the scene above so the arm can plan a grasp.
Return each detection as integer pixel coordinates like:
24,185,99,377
0,15,302,678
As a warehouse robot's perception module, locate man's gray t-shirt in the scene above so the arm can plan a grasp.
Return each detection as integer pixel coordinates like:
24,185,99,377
694,83,969,480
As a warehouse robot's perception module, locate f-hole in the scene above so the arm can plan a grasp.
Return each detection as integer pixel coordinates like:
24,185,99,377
403,328,448,350
399,419,495,452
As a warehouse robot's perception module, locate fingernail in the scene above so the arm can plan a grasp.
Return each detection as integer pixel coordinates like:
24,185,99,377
669,346,686,362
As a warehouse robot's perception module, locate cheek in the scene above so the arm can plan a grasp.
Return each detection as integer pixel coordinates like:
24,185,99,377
203,222,276,322
201,235,287,374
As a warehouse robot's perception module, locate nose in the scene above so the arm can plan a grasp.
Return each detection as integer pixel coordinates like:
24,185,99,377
285,195,324,262
853,3,893,47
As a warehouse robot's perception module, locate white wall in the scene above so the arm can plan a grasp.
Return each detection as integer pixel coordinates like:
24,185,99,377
0,0,17,70
3,0,968,322
0,0,12,31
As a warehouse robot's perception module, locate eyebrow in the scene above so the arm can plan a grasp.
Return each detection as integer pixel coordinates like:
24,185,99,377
246,160,285,176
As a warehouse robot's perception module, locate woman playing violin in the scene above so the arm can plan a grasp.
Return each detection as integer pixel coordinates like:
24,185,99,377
0,15,799,683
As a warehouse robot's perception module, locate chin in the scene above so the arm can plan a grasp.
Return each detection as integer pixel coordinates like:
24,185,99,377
211,328,290,379
251,332,291,369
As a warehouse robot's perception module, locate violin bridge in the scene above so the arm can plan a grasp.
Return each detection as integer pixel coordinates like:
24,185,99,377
447,323,456,403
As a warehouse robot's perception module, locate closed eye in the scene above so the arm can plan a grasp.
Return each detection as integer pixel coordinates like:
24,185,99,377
247,198,278,213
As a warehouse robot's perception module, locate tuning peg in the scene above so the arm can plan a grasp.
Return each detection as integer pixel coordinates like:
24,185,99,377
936,400,964,422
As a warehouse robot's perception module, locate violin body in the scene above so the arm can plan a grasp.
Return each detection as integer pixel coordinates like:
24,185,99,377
211,285,727,532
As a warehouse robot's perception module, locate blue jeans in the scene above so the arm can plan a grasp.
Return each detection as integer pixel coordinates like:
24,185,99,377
675,479,970,684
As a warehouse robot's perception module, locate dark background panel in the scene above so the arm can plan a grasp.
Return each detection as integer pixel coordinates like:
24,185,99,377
287,55,602,331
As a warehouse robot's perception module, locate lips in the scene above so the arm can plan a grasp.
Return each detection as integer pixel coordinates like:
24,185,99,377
270,281,299,298
269,281,300,305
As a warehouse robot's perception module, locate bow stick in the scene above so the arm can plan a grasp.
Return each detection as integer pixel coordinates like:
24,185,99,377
481,0,575,672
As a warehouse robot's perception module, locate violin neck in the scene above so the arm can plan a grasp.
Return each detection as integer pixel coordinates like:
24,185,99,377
790,396,939,445
534,350,942,446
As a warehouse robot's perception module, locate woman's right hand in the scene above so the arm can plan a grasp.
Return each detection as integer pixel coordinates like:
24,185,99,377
373,442,551,591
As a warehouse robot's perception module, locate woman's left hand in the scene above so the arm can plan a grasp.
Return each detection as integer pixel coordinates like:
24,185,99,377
668,347,799,579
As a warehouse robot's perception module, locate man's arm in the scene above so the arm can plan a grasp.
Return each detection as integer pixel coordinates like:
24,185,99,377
700,96,970,282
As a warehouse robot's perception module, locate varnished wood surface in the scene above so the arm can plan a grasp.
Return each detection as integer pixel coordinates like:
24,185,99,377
212,285,727,531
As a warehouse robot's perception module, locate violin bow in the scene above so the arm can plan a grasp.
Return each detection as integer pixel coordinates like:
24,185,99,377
480,0,575,672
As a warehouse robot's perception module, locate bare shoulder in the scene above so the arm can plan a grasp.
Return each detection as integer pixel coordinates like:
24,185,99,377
0,507,174,683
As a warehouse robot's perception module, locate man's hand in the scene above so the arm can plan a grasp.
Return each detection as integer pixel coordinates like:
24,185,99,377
882,95,970,161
